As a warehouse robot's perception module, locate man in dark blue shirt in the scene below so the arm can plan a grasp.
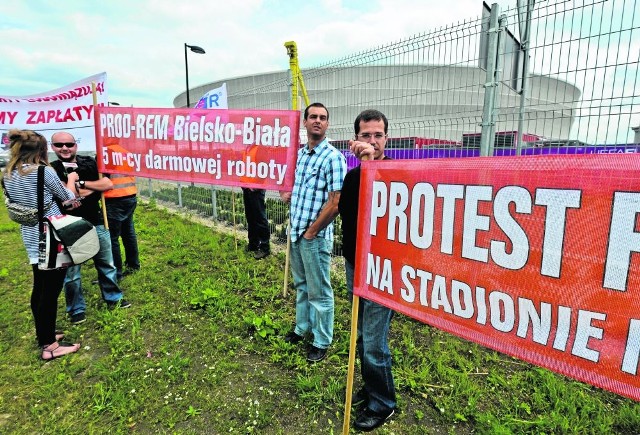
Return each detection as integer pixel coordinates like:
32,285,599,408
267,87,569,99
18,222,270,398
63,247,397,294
338,110,396,431
50,131,131,324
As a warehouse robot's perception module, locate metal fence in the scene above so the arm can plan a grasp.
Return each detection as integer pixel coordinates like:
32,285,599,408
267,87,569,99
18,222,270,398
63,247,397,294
140,0,639,255
138,178,294,250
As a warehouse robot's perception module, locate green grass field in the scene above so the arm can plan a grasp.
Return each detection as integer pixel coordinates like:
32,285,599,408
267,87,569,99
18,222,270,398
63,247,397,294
0,199,638,434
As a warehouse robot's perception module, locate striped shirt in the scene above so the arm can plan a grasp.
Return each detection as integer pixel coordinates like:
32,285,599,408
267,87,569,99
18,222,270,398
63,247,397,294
3,165,75,264
289,139,346,242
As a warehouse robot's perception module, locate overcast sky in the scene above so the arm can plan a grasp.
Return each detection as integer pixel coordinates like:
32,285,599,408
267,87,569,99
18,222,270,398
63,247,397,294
0,0,518,108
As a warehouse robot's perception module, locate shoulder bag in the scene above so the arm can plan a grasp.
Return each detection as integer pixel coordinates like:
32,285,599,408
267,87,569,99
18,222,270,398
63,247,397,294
37,168,100,270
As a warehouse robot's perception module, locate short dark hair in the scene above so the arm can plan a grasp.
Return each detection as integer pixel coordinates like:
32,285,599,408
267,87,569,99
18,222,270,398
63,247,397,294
304,102,329,121
354,109,388,135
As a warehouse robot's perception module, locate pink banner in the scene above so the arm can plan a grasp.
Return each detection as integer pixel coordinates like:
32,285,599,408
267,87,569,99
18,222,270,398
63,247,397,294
94,107,300,190
355,154,640,401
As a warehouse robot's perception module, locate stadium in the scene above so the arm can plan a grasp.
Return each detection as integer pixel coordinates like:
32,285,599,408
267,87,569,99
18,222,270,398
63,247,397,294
174,65,581,147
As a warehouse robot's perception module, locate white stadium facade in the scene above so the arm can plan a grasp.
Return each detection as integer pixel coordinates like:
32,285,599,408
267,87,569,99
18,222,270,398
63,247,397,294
174,65,581,148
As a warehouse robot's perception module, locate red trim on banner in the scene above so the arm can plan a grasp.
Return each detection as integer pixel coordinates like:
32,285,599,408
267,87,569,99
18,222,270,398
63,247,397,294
355,154,640,401
94,107,300,190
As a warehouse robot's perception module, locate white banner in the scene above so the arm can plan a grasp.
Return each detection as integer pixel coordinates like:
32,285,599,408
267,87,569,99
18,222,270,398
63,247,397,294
0,72,108,152
195,83,228,109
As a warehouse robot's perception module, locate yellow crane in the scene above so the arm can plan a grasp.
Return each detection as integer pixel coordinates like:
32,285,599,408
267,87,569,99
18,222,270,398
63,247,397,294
284,41,310,110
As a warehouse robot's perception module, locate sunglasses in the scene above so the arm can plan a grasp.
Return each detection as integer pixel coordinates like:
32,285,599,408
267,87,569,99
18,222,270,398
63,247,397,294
52,142,76,148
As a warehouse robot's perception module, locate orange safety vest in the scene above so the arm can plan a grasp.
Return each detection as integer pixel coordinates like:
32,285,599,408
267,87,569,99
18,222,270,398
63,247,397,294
104,174,137,198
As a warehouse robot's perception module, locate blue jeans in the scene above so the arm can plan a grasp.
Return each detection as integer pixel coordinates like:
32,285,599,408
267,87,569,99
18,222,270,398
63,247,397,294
345,260,396,413
64,225,123,315
106,196,140,279
290,236,333,349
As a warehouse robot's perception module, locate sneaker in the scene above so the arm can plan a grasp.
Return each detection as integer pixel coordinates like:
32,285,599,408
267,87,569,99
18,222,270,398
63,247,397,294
107,299,132,309
283,330,304,344
307,345,327,362
70,312,86,325
254,249,270,260
354,407,395,431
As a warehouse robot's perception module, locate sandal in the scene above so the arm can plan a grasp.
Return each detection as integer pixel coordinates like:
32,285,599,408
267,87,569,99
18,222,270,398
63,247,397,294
41,341,80,361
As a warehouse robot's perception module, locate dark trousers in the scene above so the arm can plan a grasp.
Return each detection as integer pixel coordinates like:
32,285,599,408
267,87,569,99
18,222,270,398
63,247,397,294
31,265,67,347
106,196,140,279
241,188,270,252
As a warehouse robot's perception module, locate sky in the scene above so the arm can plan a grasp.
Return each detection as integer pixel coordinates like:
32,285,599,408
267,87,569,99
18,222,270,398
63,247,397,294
0,0,519,108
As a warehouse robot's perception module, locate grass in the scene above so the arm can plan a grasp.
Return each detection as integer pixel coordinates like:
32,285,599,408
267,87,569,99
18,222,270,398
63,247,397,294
0,199,639,434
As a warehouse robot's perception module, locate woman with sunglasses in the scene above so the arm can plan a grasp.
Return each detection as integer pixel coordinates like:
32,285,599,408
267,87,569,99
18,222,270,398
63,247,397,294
1,129,81,360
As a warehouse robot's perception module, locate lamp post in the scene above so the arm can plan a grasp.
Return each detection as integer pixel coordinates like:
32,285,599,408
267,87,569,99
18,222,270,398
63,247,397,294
184,43,206,108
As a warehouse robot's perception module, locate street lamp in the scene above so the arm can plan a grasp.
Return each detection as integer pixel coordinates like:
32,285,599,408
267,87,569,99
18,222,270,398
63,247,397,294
184,43,206,108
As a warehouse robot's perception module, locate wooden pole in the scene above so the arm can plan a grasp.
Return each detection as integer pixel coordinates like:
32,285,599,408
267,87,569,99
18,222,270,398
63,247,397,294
342,150,370,433
283,222,291,297
232,189,238,250
342,295,360,434
91,82,109,229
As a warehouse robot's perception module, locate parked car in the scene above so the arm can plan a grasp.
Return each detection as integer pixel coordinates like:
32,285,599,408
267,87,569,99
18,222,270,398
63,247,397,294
0,150,9,168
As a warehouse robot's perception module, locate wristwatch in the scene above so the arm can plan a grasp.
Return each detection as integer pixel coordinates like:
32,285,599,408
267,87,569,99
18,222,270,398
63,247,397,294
78,180,85,188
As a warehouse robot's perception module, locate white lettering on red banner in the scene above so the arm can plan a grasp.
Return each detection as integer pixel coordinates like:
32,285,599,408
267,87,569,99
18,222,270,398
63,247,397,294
355,155,640,401
95,107,300,190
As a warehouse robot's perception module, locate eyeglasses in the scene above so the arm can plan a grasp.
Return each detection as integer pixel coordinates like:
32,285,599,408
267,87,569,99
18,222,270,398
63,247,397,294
52,142,76,148
357,133,387,141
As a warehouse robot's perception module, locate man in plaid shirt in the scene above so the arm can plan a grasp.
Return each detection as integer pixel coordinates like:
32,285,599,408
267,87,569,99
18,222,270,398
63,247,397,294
280,102,347,362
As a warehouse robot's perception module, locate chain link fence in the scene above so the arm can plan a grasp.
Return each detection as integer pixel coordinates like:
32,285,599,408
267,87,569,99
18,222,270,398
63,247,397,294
143,0,639,255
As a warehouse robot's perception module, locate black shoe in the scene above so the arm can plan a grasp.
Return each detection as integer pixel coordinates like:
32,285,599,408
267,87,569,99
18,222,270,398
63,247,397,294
107,299,132,309
352,388,369,407
70,312,86,325
254,249,270,260
307,345,327,362
122,268,139,277
283,331,304,344
354,407,395,432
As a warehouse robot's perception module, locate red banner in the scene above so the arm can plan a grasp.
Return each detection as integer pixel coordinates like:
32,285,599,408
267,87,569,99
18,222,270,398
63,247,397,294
94,107,300,190
355,154,640,401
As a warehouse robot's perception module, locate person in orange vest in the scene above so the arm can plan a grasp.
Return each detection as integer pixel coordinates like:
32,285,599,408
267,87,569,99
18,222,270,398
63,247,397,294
241,145,271,259
104,173,140,281
242,187,271,259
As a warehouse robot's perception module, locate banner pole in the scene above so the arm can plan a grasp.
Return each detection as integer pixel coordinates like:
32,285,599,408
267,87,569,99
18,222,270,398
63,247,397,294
91,82,109,229
342,151,369,432
283,223,291,297
232,189,237,250
342,295,360,434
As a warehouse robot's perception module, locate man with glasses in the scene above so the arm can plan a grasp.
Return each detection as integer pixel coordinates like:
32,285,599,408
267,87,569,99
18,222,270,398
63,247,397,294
339,109,396,431
50,132,131,325
280,103,347,362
